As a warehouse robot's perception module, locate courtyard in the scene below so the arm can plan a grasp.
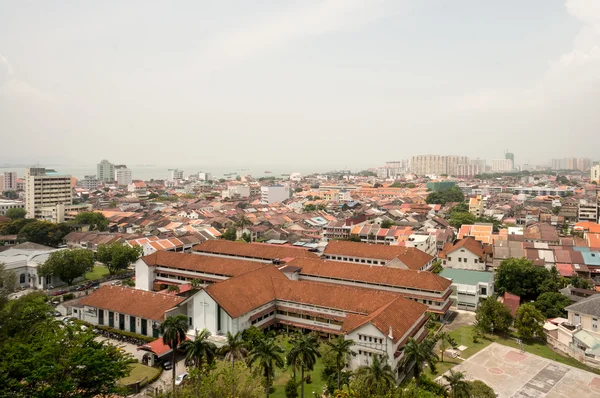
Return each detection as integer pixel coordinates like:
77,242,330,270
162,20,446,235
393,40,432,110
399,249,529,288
442,342,600,398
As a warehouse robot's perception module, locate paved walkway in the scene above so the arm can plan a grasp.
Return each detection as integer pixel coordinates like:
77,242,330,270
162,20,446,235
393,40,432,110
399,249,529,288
440,342,600,398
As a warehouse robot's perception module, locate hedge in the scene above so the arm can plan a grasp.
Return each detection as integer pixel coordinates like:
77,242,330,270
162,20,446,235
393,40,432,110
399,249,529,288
75,320,156,343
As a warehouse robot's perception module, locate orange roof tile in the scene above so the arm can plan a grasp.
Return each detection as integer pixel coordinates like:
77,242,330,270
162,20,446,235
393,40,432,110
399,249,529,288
324,240,433,270
192,240,319,260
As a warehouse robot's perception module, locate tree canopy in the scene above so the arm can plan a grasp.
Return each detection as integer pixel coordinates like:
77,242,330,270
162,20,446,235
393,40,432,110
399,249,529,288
38,249,94,286
222,227,237,241
17,221,71,247
96,243,143,275
425,187,464,205
0,292,131,397
534,292,572,318
72,212,109,231
494,258,554,300
515,303,546,340
5,208,26,220
475,297,513,334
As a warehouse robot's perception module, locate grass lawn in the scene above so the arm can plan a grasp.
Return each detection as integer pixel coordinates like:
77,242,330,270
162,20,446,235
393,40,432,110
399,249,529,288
85,265,110,281
270,335,328,398
119,363,161,385
427,326,600,377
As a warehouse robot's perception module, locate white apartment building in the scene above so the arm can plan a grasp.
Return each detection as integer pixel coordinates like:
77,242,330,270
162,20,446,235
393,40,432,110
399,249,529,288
198,172,212,181
40,203,93,223
492,159,514,173
260,185,290,204
456,164,480,178
439,268,494,311
404,234,437,256
0,171,18,191
222,184,250,199
97,160,115,183
25,168,73,219
0,199,25,215
592,165,600,184
410,155,468,176
169,169,184,181
115,167,133,186
578,199,599,223
79,175,100,191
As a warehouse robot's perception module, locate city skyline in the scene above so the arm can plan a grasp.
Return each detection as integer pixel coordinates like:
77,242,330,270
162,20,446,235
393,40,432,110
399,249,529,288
1,0,599,167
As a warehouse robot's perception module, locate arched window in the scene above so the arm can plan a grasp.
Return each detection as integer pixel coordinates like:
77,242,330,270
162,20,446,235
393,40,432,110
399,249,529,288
20,274,26,284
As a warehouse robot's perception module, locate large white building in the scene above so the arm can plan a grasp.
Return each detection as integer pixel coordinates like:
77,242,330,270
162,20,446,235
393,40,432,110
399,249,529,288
97,160,115,183
79,175,100,191
591,165,600,184
0,199,25,215
0,242,63,289
169,169,184,181
410,155,468,176
492,159,514,173
260,185,290,204
0,171,18,191
25,168,73,219
115,166,133,186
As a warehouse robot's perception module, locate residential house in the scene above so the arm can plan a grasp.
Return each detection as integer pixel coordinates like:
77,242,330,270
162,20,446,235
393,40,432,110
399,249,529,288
438,237,486,271
439,268,494,311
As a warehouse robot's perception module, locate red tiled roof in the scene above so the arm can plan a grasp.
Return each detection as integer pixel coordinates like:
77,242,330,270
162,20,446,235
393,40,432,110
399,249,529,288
324,240,433,270
445,237,485,260
79,286,184,321
142,251,268,277
192,240,319,260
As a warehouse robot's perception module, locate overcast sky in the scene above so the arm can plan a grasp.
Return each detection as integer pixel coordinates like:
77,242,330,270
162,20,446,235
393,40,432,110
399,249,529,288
1,0,599,169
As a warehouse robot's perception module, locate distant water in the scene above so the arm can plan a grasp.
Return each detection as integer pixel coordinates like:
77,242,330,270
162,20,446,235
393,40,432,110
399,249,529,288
0,164,332,180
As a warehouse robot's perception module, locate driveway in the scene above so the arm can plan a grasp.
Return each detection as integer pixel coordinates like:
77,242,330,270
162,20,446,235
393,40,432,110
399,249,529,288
443,309,476,332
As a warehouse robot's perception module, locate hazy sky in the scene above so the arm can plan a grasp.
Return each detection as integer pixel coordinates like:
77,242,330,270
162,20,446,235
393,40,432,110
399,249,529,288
1,0,599,169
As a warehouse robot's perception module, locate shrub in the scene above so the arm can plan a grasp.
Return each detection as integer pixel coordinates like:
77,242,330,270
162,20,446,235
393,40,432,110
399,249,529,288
62,293,75,301
285,378,299,398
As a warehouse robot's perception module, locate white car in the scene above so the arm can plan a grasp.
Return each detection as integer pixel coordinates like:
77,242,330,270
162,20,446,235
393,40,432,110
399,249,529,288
175,372,188,386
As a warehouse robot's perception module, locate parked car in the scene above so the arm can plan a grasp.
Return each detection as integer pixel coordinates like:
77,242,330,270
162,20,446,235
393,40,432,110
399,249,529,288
162,361,173,370
53,311,61,317
175,373,188,386
111,281,122,286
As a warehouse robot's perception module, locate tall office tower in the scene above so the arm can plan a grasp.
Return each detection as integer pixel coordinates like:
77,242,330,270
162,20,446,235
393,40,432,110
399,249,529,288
168,169,184,180
505,152,515,169
97,160,115,183
591,165,600,184
410,155,468,176
25,167,72,219
114,165,132,185
492,159,514,173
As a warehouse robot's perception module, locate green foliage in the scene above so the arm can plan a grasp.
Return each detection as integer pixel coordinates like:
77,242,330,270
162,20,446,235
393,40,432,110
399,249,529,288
122,278,135,287
285,378,299,398
287,333,321,398
380,220,395,229
475,297,513,334
373,183,383,188
17,221,71,247
0,293,131,397
2,190,18,199
5,207,26,220
304,204,317,212
515,303,546,341
294,187,303,193
248,336,285,397
476,216,503,232
38,248,94,285
161,314,189,391
241,232,252,243
62,292,75,301
241,326,264,351
449,202,469,214
399,337,439,385
357,170,377,177
166,285,180,293
448,212,477,229
569,275,593,290
431,259,443,274
73,211,109,231
426,187,464,205
443,370,470,398
223,227,238,241
0,263,16,308
468,380,496,398
220,331,249,369
324,336,355,391
417,376,448,396
93,324,155,342
351,355,396,397
494,258,553,300
96,243,143,275
181,328,217,370
534,292,572,318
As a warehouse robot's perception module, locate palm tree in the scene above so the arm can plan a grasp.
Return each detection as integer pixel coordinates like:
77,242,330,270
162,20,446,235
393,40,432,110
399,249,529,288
248,336,285,398
353,355,396,396
326,336,355,390
220,331,249,395
437,332,457,362
180,328,217,371
236,215,252,239
443,370,471,398
190,279,202,289
286,334,321,398
166,285,180,293
160,315,188,393
399,337,439,387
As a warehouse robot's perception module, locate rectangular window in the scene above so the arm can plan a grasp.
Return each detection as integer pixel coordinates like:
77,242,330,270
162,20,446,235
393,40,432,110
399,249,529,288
458,258,462,262
594,318,598,330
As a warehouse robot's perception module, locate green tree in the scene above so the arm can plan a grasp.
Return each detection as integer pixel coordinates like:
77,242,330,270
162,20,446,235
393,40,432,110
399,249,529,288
286,333,321,398
167,285,180,293
515,303,546,340
325,336,355,390
426,187,464,205
241,232,252,243
5,208,26,220
160,315,189,393
73,211,109,231
303,204,317,212
475,297,513,334
437,331,457,362
0,217,35,235
399,337,438,387
534,292,572,318
223,227,238,241
431,259,443,274
96,243,143,275
443,370,471,398
0,263,16,309
448,212,477,229
236,215,252,232
380,220,394,229
190,278,203,289
181,328,217,371
2,190,18,199
352,355,396,396
248,336,285,398
17,221,71,247
285,378,299,398
38,248,94,286
220,331,249,395
569,275,593,290
468,380,496,398
450,202,469,214
0,293,131,397
241,326,264,351
494,257,551,300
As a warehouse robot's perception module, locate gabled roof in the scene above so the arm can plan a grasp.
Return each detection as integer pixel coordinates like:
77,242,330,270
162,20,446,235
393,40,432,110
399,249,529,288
324,240,433,270
565,294,600,318
192,240,319,260
142,251,268,277
79,286,184,321
445,237,485,260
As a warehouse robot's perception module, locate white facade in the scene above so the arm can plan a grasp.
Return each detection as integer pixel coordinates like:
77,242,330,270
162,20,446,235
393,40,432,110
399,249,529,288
222,185,250,199
260,185,290,204
40,203,93,223
404,234,437,256
0,245,66,289
80,175,100,191
591,165,600,184
0,171,18,191
97,160,115,183
198,172,212,181
115,167,133,186
0,199,25,215
442,247,485,271
25,168,73,219
169,169,184,181
492,159,513,173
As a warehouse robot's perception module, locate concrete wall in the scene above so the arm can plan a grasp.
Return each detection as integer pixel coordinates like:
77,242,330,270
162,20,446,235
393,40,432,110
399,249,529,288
444,248,485,271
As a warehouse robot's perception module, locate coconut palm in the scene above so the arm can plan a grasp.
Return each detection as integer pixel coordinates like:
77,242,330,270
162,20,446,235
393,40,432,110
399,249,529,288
326,336,355,390
443,370,471,398
353,355,396,396
236,215,252,239
190,279,202,289
286,333,321,398
180,328,217,371
220,331,249,395
160,315,188,392
248,336,285,398
437,331,458,362
399,337,439,387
